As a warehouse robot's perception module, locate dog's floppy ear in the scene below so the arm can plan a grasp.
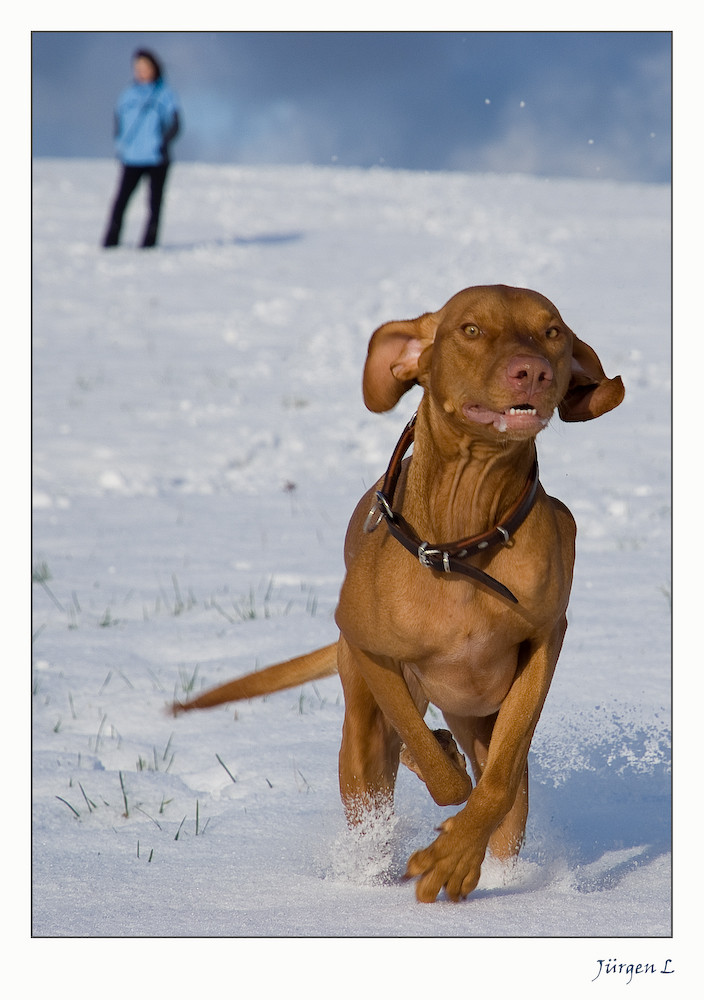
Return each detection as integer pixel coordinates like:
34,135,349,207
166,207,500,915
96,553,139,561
362,313,438,412
558,334,625,422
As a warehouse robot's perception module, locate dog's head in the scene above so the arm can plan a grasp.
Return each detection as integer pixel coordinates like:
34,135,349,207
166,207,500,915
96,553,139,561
363,284,624,439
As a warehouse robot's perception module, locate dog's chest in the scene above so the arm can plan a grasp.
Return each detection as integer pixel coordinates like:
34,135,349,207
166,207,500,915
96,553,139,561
393,591,525,714
366,574,531,711
402,648,518,717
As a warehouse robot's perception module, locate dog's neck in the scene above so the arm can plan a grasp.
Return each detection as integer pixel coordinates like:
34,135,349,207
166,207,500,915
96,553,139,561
403,396,539,542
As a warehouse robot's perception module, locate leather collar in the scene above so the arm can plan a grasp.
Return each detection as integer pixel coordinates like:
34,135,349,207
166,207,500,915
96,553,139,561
364,413,540,604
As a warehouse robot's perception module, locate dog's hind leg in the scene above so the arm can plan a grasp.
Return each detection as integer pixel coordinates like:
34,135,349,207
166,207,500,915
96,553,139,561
337,643,403,823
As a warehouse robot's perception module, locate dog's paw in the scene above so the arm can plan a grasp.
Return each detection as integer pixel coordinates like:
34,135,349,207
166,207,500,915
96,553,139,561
399,729,468,781
404,822,484,903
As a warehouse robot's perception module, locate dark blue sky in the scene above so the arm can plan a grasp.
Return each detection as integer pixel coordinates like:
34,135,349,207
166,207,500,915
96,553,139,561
32,31,671,183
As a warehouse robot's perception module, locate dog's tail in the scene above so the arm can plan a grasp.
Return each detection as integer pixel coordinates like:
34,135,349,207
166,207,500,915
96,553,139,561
171,642,339,715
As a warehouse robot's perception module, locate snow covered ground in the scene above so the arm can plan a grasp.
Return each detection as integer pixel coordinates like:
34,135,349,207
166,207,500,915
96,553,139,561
31,158,672,973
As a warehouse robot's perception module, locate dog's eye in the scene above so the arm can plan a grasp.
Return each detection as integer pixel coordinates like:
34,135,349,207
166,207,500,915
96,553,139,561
462,324,481,338
545,327,561,340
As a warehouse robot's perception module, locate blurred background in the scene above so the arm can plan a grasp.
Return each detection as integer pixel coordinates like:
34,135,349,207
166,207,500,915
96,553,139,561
31,30,671,184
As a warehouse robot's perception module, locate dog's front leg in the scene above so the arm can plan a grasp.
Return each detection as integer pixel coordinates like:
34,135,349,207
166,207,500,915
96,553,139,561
337,636,472,817
405,619,566,902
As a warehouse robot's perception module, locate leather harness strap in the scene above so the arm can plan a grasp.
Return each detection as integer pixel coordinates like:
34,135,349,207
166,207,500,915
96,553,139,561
365,413,540,604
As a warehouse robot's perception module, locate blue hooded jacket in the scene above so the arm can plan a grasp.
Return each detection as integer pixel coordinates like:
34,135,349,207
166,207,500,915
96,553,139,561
114,80,181,166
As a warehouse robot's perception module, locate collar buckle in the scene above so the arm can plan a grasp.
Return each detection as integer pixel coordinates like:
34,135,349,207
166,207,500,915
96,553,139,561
418,541,442,569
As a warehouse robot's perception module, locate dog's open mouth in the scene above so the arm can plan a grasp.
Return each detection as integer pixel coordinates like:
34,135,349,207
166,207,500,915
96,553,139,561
462,402,551,434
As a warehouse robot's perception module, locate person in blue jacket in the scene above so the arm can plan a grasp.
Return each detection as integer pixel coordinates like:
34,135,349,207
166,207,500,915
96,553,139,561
102,49,181,248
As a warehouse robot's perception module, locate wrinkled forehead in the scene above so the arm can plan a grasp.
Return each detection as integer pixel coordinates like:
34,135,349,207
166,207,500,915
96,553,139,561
439,285,562,330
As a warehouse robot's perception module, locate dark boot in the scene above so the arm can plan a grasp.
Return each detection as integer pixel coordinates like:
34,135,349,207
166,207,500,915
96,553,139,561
141,220,158,247
103,221,121,247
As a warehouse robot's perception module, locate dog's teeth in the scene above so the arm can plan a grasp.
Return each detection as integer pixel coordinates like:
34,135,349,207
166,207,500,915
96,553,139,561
508,407,536,415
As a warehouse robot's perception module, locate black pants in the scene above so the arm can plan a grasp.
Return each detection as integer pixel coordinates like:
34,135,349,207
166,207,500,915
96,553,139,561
103,162,170,248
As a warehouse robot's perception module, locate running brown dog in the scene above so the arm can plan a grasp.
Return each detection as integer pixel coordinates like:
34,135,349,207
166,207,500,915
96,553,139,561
173,284,624,902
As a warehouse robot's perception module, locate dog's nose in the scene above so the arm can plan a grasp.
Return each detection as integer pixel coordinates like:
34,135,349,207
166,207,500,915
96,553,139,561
505,354,554,398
